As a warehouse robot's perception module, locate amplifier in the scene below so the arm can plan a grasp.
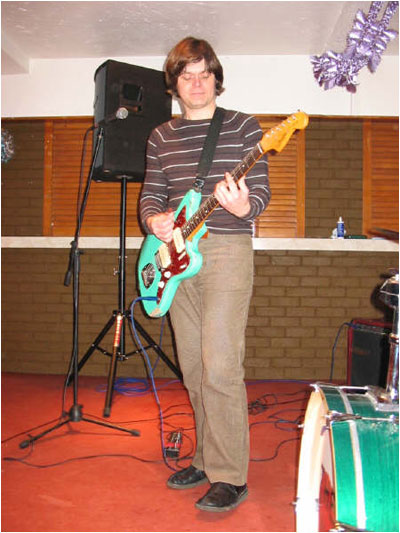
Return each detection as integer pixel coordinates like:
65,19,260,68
347,318,391,387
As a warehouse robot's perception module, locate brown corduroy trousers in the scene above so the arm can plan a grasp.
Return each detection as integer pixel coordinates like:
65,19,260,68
169,233,254,486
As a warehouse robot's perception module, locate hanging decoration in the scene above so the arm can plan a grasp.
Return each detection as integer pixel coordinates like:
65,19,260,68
1,128,15,163
311,1,399,92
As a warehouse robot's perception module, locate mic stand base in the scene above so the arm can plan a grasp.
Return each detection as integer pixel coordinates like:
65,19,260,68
19,402,140,449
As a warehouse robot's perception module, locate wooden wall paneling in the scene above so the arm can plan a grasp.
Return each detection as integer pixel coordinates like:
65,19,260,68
363,118,399,237
49,118,144,236
256,116,305,237
296,127,306,237
42,120,54,235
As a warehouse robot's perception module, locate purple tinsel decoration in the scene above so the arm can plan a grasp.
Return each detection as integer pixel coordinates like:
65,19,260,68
1,128,15,163
311,1,399,92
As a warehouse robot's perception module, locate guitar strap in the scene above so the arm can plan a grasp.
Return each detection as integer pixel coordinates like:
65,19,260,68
193,106,225,192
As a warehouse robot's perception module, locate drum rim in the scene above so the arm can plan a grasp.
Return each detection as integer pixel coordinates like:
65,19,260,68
297,383,399,533
318,383,399,532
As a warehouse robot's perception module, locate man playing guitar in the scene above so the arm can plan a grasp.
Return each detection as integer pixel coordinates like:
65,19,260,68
139,36,270,512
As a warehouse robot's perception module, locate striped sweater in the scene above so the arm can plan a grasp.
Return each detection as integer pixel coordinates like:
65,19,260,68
139,109,270,235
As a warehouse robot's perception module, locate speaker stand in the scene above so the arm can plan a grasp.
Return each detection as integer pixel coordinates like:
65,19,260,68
20,128,140,449
72,176,182,417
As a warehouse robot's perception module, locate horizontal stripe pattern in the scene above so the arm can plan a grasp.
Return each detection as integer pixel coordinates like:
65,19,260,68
140,109,270,235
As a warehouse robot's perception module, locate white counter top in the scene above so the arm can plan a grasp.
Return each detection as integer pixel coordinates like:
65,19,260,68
2,236,398,252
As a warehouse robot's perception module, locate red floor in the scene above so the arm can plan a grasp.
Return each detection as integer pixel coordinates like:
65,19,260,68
2,372,310,532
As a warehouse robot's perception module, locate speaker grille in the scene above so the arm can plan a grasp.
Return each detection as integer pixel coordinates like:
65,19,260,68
347,318,391,387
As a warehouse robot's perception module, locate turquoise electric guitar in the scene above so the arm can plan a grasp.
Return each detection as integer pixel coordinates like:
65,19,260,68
138,111,309,317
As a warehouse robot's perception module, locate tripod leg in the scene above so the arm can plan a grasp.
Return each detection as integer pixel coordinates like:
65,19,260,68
67,314,117,386
20,419,70,449
103,313,123,417
81,416,140,436
132,316,183,381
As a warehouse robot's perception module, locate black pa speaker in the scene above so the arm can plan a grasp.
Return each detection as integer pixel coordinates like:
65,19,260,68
93,60,172,182
347,318,391,387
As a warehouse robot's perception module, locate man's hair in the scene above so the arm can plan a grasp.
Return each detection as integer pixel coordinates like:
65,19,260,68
165,36,225,97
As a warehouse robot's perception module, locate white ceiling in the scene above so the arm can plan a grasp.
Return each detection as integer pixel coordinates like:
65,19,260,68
1,1,399,75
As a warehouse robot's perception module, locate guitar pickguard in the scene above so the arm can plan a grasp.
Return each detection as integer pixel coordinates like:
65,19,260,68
154,209,191,303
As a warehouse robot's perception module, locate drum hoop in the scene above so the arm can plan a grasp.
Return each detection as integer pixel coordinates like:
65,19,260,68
298,383,399,533
296,387,331,532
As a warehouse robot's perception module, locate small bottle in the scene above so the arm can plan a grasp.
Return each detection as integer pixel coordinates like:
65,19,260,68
337,216,345,239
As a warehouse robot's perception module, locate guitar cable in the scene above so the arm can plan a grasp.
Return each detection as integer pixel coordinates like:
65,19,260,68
129,297,183,471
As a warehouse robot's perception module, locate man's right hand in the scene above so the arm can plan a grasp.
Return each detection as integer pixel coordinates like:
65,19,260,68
146,210,175,243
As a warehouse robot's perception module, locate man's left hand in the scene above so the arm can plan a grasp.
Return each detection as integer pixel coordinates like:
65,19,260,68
214,172,251,218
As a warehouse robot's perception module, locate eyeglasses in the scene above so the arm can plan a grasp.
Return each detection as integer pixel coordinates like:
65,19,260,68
179,71,212,82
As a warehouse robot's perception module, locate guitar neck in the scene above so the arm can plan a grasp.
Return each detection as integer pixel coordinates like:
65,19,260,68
182,142,264,239
181,111,309,240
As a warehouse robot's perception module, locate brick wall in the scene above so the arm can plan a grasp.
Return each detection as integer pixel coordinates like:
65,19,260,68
1,248,396,381
306,118,363,238
1,248,176,378
249,250,395,380
1,121,44,235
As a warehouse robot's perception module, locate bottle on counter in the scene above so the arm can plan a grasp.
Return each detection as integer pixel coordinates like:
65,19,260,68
331,216,346,239
337,216,345,239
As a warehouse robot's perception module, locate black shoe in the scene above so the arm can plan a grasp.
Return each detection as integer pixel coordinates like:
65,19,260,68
167,465,208,489
195,482,248,512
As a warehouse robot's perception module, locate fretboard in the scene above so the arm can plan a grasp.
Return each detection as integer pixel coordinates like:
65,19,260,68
182,142,264,239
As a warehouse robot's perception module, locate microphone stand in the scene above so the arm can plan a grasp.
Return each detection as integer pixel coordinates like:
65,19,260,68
20,126,139,449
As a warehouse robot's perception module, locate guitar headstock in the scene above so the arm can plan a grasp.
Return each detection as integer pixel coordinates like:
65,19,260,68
259,111,309,154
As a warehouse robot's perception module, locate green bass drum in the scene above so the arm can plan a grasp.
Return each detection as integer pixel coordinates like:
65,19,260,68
296,383,399,532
